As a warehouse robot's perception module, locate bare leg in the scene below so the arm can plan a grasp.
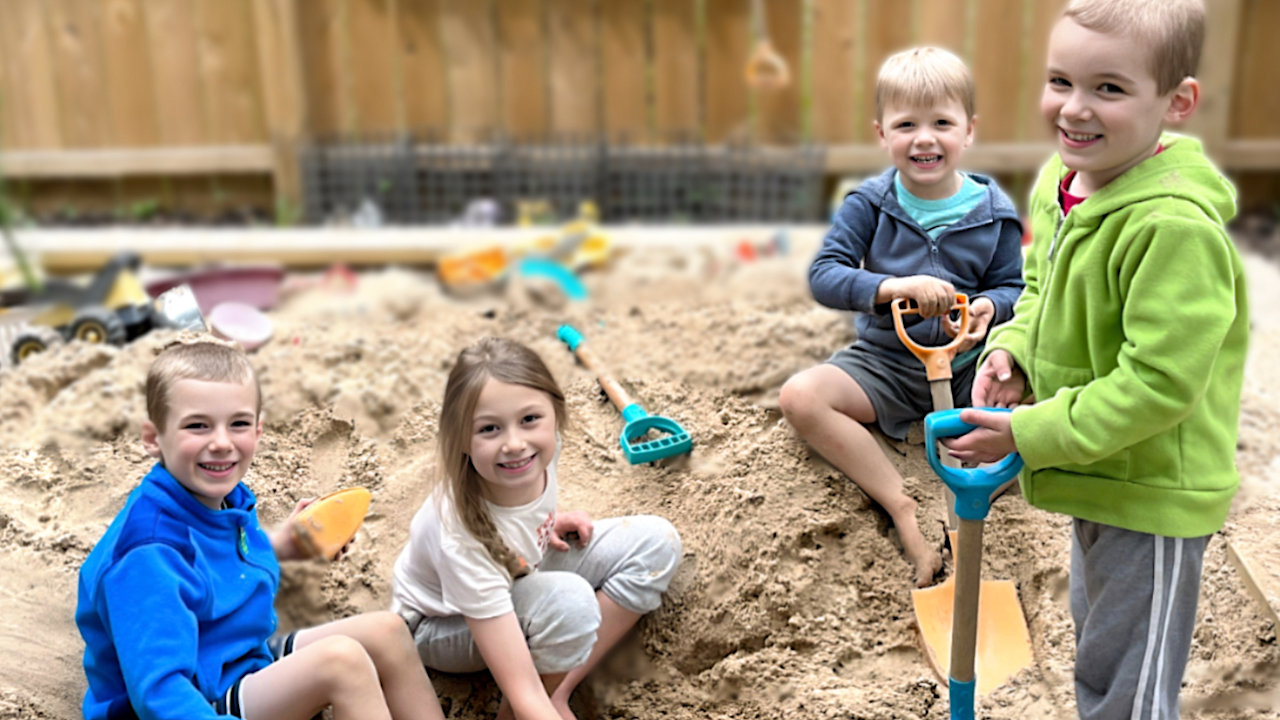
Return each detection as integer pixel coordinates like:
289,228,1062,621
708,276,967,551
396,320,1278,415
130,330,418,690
780,364,942,587
239,635,391,720
549,594,640,718
276,612,445,720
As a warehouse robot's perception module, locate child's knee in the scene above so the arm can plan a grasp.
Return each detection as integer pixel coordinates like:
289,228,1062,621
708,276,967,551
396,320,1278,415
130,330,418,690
363,610,419,660
309,635,378,684
517,573,600,672
779,372,822,420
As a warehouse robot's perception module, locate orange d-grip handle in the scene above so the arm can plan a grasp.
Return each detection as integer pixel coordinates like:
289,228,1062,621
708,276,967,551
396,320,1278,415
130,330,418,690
891,294,970,382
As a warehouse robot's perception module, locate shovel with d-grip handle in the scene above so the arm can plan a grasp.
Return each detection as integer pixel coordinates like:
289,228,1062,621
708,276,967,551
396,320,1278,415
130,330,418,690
923,409,1027,719
897,296,1034,700
891,293,971,530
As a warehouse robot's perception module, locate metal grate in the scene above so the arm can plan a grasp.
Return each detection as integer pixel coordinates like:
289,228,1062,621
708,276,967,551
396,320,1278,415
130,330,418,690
300,133,827,226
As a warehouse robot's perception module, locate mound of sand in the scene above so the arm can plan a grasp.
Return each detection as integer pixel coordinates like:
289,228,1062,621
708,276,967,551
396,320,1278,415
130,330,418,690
1,241,1277,719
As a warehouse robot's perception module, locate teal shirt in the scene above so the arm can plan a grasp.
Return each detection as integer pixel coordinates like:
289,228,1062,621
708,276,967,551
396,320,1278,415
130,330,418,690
895,173,988,368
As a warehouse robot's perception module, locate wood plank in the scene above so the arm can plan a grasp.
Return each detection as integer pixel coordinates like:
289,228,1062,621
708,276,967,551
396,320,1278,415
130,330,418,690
100,0,160,147
192,0,267,144
652,0,698,141
861,0,913,143
809,0,858,143
46,0,110,148
1180,0,1243,151
396,0,448,136
0,17,17,150
1230,0,1280,139
1019,0,1066,142
141,0,206,144
546,0,598,136
1225,539,1280,627
0,145,276,178
703,0,750,144
916,0,967,54
599,0,649,143
970,0,1023,141
756,0,803,144
0,0,62,149
439,0,500,142
297,0,345,137
252,0,308,209
345,0,402,134
496,0,549,140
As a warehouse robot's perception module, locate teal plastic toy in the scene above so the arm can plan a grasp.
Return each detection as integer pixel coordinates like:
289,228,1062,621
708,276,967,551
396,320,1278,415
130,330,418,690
923,408,1024,720
557,325,692,464
516,257,588,301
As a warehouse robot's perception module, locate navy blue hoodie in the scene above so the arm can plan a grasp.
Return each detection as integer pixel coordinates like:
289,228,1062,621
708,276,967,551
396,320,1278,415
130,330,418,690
809,168,1025,364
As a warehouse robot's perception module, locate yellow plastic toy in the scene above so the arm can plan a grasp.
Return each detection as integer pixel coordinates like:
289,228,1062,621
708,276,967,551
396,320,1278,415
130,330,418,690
291,487,372,561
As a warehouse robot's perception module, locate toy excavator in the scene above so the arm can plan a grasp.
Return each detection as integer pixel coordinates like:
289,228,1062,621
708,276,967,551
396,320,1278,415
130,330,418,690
2,247,206,366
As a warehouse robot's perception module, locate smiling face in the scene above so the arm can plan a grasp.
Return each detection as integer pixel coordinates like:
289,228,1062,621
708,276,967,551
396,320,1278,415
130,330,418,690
468,378,558,507
876,96,974,201
142,378,263,510
1041,17,1193,195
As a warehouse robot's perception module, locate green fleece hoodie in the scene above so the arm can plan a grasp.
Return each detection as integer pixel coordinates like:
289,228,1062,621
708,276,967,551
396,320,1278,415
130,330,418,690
986,134,1248,537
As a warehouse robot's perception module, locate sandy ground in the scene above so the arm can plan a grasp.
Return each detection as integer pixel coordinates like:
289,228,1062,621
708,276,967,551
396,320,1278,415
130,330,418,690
1,235,1279,720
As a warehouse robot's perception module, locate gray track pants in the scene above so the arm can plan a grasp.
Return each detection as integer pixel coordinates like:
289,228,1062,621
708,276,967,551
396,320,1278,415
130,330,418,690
1071,518,1210,720
402,515,682,675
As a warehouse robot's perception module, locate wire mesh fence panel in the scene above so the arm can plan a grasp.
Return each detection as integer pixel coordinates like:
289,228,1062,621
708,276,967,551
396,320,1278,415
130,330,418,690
300,134,827,225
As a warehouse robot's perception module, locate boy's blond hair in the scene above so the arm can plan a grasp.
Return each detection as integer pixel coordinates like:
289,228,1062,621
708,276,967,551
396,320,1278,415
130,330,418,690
146,341,261,431
875,47,975,122
1063,0,1204,95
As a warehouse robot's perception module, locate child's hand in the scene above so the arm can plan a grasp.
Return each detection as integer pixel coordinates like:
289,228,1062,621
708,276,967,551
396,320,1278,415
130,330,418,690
947,297,995,353
971,350,1026,408
941,408,1019,464
549,511,593,551
879,275,957,317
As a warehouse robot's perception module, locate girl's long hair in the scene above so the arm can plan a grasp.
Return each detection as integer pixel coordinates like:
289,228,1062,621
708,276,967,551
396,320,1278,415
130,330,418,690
437,337,566,578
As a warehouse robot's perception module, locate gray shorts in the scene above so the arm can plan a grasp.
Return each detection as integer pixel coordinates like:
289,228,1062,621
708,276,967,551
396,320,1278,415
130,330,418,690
825,341,977,441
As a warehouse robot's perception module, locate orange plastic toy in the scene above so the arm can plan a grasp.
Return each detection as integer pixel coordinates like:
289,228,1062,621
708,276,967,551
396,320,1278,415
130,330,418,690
291,487,372,560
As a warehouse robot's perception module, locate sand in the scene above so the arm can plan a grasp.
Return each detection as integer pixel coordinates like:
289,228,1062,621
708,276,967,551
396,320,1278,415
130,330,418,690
1,237,1278,720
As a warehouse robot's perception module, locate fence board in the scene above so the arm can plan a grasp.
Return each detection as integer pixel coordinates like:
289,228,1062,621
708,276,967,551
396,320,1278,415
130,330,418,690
192,0,266,144
547,0,597,136
142,0,205,144
916,0,967,54
1019,0,1065,142
859,0,913,143
810,0,858,143
253,0,307,207
0,22,17,150
47,0,110,148
397,0,448,137
101,0,159,147
1231,0,1280,140
0,1,60,149
757,0,803,143
600,0,648,142
496,0,549,139
343,0,403,135
703,0,751,143
440,0,500,142
970,0,1022,141
1181,0,1242,151
652,0,698,140
298,0,344,137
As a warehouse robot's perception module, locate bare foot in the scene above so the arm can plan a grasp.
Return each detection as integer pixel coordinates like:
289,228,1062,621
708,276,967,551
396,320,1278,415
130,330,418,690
892,503,943,588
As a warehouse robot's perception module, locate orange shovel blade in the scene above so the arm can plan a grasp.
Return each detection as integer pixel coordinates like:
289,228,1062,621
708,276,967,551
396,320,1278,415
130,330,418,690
911,532,1034,695
291,487,372,560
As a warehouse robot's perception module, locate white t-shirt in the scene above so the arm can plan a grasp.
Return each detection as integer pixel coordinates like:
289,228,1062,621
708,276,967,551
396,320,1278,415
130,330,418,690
392,449,559,619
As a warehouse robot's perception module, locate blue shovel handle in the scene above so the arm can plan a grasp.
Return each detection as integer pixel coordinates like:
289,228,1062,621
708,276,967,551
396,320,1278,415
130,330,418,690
923,408,1024,522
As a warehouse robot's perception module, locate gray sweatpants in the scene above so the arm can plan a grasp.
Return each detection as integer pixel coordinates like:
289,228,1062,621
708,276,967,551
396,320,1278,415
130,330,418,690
403,515,682,675
1071,518,1210,720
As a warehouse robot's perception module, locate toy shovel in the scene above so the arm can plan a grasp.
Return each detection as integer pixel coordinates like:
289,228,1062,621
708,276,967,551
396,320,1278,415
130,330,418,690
892,293,970,530
557,325,692,464
921,409,1033,718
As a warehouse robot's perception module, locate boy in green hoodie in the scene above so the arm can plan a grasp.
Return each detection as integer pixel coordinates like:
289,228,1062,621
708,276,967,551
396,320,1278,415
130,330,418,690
943,0,1248,718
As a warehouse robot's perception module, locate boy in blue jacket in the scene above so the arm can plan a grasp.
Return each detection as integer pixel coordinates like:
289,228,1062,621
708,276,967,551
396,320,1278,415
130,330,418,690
76,340,445,720
780,47,1024,587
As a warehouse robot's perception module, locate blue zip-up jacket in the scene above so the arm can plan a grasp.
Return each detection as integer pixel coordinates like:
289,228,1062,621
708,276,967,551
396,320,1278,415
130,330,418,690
810,168,1025,364
76,464,280,720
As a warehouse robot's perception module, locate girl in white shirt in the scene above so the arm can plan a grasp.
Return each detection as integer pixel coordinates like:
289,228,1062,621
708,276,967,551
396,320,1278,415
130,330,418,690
392,337,682,720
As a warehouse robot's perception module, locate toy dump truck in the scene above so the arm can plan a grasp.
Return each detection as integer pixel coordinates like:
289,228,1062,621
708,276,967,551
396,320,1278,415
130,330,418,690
4,251,206,366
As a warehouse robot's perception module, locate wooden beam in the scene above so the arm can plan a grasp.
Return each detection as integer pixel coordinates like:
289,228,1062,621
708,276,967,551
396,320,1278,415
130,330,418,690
1179,0,1243,155
0,145,275,178
252,0,308,213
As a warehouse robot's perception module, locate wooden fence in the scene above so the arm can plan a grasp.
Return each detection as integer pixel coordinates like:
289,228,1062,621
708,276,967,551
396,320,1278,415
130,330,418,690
0,0,1275,215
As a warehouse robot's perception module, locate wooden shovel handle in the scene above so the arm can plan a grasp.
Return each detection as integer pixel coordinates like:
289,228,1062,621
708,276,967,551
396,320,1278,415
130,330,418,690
950,517,985,684
571,342,635,414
